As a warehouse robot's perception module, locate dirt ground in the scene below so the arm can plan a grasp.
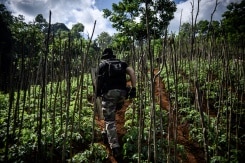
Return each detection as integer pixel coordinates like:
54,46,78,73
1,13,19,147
95,72,205,163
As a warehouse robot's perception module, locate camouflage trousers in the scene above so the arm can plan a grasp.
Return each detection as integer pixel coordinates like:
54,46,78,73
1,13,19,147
102,89,126,149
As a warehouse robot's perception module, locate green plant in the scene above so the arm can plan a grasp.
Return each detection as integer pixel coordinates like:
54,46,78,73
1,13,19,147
70,143,107,162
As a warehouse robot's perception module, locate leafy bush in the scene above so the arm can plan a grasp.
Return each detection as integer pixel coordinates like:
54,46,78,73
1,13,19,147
70,143,107,162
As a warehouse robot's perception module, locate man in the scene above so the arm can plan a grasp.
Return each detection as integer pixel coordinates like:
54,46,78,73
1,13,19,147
96,48,136,160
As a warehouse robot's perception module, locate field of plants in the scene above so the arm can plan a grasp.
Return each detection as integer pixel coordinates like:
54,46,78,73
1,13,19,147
0,0,244,162
0,44,244,162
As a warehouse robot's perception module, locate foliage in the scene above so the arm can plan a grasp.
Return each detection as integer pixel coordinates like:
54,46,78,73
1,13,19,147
70,143,107,162
103,0,176,41
221,0,245,46
0,76,98,162
94,32,112,51
70,23,84,39
162,56,244,162
35,14,48,30
123,99,178,162
0,4,14,92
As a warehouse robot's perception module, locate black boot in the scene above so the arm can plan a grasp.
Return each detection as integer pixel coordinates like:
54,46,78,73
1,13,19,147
101,130,108,144
116,101,124,110
112,147,123,162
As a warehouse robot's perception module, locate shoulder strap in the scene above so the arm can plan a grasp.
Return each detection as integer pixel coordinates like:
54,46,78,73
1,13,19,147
104,59,122,76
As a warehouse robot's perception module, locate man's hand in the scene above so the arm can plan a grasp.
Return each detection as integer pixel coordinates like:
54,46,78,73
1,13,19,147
96,90,102,98
127,87,136,99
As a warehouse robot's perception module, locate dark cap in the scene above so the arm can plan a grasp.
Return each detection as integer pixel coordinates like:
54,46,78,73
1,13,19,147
101,48,116,59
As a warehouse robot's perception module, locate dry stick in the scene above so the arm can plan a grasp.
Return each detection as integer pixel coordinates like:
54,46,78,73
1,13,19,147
44,32,54,160
137,50,143,163
91,39,103,122
172,33,178,163
76,20,96,144
33,57,41,149
51,77,60,163
4,54,15,162
222,42,230,161
195,81,209,163
62,33,72,163
224,50,230,162
214,44,226,156
70,42,84,158
190,0,200,59
38,10,51,162
153,29,166,80
18,27,36,142
14,37,26,139
152,26,168,161
137,47,148,163
69,51,77,159
144,1,157,162
130,42,136,127
131,33,137,71
227,52,237,162
227,82,234,163
88,21,97,145
179,8,183,61
178,8,186,116
59,78,63,134
236,54,244,161
57,33,64,136
237,62,244,161
193,1,209,161
78,40,84,130
232,59,239,161
50,31,60,163
167,26,177,163
18,64,29,141
78,21,96,123
194,0,200,59
145,2,151,162
13,37,25,139
207,0,219,37
173,8,184,163
162,43,171,162
190,1,194,59
205,1,219,159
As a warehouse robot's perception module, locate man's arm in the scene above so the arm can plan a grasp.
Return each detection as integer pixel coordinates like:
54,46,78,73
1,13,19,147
126,67,136,87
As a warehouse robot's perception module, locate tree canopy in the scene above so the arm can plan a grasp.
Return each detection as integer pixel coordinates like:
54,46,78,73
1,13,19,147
94,32,112,50
221,0,245,45
103,0,176,41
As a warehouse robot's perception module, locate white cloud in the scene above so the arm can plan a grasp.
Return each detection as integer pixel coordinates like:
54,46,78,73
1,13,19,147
4,0,116,38
3,0,242,37
168,0,242,33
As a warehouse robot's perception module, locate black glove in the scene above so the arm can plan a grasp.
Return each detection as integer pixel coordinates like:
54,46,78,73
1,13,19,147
126,86,131,97
128,87,136,99
96,89,102,97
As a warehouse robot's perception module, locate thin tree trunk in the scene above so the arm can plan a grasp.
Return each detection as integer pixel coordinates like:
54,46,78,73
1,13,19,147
137,46,146,163
62,33,72,163
144,1,157,162
195,81,209,162
38,10,51,162
4,57,15,162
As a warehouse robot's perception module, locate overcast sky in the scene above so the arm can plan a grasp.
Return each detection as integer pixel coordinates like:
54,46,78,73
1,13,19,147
1,0,241,38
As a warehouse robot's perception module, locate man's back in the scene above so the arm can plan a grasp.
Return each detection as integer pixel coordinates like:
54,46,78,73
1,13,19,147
98,58,128,93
